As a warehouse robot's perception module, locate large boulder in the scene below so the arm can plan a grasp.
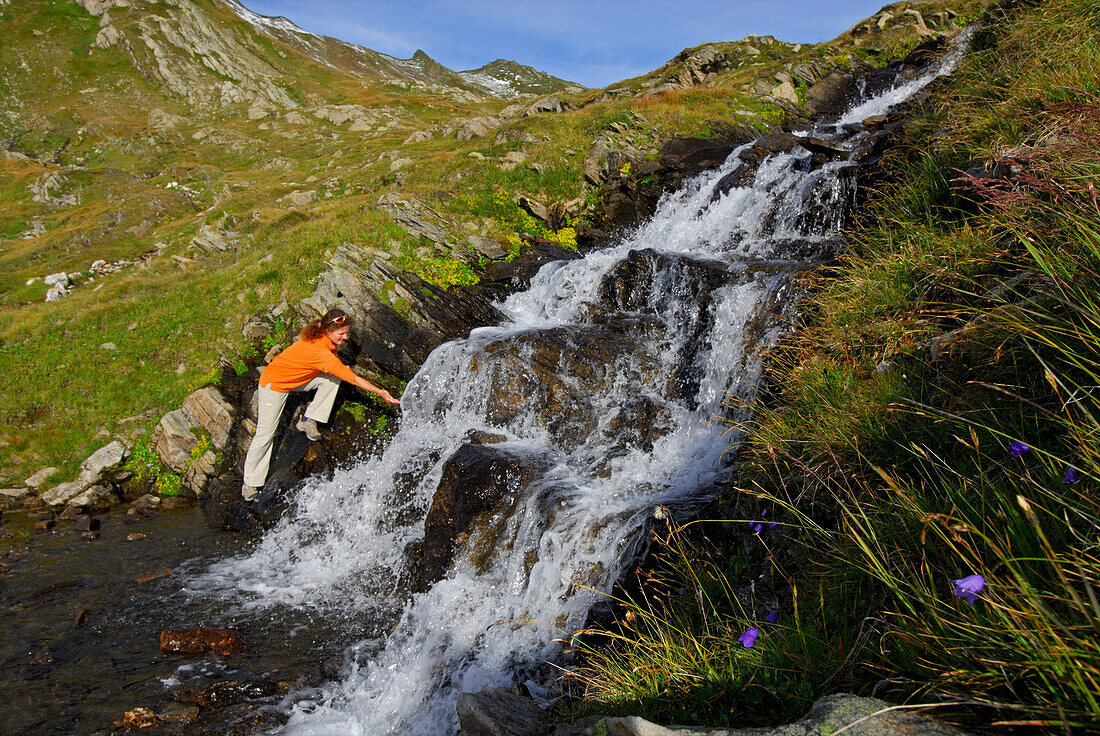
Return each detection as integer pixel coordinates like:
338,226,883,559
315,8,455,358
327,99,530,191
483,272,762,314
457,116,503,141
66,484,121,511
405,441,550,590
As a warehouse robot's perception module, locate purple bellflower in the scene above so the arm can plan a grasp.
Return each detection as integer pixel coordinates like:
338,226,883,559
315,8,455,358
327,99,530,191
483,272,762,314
764,612,779,623
1009,441,1030,457
738,627,759,648
1064,466,1079,485
951,574,986,606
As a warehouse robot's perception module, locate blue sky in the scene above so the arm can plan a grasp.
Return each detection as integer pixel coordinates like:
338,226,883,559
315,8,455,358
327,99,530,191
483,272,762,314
242,0,891,88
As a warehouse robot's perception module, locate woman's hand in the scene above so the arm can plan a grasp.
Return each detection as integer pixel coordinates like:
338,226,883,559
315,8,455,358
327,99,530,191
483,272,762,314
354,376,401,405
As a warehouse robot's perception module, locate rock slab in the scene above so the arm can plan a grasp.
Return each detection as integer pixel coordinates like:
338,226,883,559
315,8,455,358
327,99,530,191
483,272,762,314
550,694,970,736
457,688,548,736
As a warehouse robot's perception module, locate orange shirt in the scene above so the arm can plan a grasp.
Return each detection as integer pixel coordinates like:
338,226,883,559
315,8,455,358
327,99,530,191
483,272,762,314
258,335,359,392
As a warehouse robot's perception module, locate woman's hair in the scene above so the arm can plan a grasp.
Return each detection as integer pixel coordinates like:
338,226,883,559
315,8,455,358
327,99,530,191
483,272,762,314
301,308,352,340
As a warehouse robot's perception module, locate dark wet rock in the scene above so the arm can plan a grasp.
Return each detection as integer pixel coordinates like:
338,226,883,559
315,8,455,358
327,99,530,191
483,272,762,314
466,429,507,445
58,504,82,521
405,443,550,590
159,628,243,656
157,702,200,723
457,688,548,736
796,135,849,159
660,130,757,179
738,132,801,162
160,495,192,510
861,114,890,130
592,128,758,231
175,679,281,707
479,320,664,449
127,493,161,517
73,515,101,532
482,240,583,294
22,495,45,512
34,519,55,532
803,69,860,117
549,693,970,736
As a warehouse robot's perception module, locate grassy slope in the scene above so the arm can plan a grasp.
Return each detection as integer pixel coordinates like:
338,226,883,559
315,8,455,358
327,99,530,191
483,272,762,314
0,0,972,487
573,0,1100,730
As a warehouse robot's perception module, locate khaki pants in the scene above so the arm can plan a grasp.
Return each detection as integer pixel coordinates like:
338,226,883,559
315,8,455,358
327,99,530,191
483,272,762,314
242,373,340,487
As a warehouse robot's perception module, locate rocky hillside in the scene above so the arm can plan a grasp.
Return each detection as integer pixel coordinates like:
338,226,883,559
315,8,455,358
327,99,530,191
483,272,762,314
0,0,989,490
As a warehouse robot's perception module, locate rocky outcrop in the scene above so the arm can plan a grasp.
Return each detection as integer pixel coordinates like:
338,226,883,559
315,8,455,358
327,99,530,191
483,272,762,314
300,247,503,381
375,193,450,245
31,169,81,208
153,386,237,497
190,225,241,253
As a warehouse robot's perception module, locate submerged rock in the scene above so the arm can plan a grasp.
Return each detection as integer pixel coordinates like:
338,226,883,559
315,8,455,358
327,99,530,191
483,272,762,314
159,628,243,656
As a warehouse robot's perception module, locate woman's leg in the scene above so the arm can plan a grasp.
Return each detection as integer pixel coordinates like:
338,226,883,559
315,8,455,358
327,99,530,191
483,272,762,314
243,385,288,487
297,373,341,423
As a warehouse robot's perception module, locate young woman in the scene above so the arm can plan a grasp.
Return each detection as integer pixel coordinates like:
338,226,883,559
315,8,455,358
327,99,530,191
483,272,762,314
241,308,399,499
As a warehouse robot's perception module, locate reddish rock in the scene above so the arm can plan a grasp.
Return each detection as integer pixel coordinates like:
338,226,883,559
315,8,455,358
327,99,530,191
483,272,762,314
115,707,159,729
159,628,243,656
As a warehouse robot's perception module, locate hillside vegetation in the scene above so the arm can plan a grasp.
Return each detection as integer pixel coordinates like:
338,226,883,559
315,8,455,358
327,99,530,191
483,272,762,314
571,0,1100,730
0,0,977,487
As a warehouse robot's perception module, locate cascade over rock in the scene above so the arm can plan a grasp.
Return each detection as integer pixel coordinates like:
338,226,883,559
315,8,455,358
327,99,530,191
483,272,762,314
188,29,976,736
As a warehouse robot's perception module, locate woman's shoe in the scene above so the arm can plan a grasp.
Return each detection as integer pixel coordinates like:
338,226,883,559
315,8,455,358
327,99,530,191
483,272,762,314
241,484,260,501
296,417,322,441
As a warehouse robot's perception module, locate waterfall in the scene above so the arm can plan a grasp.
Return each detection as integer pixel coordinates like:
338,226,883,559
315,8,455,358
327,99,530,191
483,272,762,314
191,31,973,736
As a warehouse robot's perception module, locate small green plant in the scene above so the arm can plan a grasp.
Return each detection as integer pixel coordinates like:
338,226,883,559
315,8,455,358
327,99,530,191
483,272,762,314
125,433,165,482
153,471,182,497
342,401,368,423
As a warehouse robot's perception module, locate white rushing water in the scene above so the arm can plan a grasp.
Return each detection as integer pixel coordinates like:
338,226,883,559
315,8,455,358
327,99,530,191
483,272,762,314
192,31,973,736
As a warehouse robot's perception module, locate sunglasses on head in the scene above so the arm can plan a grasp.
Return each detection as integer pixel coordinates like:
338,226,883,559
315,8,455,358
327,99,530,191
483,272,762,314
330,314,347,324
